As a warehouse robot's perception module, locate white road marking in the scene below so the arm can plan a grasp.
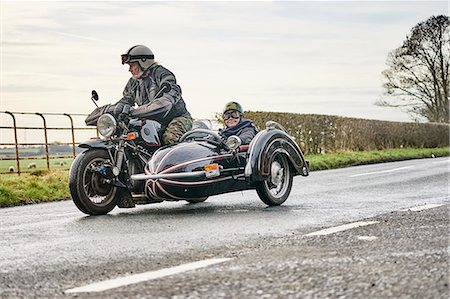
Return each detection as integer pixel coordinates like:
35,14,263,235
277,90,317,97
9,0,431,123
401,204,444,212
64,258,232,293
348,166,414,178
357,236,378,241
304,221,379,237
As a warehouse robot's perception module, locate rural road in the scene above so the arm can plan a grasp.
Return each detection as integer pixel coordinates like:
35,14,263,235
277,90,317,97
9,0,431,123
1,157,448,298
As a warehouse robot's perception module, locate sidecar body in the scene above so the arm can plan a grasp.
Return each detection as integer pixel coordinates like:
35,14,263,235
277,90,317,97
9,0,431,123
131,122,309,206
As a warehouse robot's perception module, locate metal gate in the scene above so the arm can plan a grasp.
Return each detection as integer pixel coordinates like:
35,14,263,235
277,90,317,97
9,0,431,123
0,111,97,175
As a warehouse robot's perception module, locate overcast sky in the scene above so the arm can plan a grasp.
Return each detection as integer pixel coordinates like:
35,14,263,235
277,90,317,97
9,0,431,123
1,1,448,133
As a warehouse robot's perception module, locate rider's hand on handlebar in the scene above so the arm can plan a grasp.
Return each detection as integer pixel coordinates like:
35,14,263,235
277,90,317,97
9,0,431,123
122,104,133,115
113,103,133,118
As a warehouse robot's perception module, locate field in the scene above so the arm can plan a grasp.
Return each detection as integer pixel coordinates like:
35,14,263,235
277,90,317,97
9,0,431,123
0,157,73,173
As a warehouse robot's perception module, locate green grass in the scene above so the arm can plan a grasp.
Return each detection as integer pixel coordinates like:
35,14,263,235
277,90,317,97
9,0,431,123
305,147,449,171
0,158,73,173
0,147,448,208
0,170,70,207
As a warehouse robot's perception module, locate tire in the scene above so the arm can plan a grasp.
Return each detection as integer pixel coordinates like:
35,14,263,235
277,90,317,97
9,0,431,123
185,197,208,204
69,149,118,215
255,154,293,206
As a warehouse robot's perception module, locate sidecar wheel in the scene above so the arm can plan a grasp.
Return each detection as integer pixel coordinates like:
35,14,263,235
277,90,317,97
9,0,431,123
255,154,293,206
69,149,118,215
186,197,208,204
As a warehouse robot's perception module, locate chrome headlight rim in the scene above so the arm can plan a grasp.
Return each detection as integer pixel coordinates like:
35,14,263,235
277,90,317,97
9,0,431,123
226,135,242,151
97,114,117,138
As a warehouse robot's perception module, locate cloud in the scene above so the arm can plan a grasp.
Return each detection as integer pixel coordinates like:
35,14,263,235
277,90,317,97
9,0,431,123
47,31,121,46
2,84,69,93
1,1,447,125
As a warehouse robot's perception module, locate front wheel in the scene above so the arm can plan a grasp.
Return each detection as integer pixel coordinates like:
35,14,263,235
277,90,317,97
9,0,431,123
255,154,293,206
69,149,119,215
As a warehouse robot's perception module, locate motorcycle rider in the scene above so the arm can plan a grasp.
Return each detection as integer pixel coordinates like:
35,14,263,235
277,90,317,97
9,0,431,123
219,101,258,144
110,45,193,144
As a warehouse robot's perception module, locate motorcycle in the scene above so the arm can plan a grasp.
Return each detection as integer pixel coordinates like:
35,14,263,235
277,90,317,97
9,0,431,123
70,90,310,216
69,90,166,215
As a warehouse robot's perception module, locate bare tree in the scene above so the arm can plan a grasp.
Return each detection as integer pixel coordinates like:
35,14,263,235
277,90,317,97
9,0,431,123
379,15,449,123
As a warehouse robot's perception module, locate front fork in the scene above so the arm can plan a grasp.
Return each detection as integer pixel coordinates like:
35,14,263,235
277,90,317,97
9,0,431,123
112,139,126,177
99,140,127,188
104,139,149,191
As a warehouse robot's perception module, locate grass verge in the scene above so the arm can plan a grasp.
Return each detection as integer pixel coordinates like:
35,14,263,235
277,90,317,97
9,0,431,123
0,170,70,207
0,147,448,208
305,147,449,171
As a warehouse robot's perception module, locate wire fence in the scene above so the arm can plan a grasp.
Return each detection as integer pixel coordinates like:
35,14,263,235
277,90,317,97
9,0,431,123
0,111,97,175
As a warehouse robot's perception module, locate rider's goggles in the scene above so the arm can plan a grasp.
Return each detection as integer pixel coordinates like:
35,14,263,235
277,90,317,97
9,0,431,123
121,54,154,64
222,110,241,120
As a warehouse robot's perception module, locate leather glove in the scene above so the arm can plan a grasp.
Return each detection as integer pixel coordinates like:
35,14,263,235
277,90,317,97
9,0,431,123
122,104,133,115
113,103,125,117
113,103,133,117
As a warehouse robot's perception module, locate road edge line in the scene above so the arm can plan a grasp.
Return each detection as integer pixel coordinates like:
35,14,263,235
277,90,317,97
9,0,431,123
64,258,232,293
303,221,379,237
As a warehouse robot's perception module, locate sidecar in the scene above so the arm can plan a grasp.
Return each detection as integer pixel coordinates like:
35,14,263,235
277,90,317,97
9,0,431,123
131,121,309,206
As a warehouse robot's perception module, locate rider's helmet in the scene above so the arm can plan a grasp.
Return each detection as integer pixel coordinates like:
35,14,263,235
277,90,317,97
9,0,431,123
222,101,243,120
223,101,243,114
121,45,155,70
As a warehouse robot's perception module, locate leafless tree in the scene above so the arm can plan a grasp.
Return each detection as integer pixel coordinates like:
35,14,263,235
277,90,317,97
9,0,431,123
378,15,449,123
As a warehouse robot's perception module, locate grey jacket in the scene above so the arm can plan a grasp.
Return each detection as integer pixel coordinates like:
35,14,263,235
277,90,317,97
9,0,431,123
117,64,191,126
219,120,258,145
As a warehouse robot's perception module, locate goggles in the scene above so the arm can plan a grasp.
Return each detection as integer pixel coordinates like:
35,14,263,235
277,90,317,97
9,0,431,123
121,54,154,65
222,110,241,120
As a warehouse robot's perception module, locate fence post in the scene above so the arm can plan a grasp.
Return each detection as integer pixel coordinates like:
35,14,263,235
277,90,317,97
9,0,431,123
4,111,21,175
64,113,77,158
35,113,50,171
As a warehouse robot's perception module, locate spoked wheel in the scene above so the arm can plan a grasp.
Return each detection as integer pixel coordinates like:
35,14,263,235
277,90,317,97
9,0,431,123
69,149,118,215
256,154,293,206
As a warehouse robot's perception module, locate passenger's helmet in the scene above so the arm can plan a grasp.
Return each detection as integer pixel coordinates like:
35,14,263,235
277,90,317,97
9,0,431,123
121,45,155,70
223,101,243,114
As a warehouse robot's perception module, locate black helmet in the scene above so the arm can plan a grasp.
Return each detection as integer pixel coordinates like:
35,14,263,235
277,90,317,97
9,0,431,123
121,45,155,69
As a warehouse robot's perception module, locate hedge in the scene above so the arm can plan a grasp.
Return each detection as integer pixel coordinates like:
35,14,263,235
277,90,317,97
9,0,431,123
244,111,450,154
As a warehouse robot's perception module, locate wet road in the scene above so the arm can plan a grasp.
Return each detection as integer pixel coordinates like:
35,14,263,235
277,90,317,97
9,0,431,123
1,157,448,298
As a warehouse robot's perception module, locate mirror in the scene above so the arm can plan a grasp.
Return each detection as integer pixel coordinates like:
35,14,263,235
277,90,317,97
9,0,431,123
155,82,172,98
91,90,99,101
160,82,171,94
91,90,99,107
161,82,171,93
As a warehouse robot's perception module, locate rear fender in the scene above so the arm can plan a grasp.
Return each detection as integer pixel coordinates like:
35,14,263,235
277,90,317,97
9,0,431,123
245,129,308,181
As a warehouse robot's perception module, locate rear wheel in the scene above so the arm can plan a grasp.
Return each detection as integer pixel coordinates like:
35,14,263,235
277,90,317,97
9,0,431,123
255,154,293,206
69,149,119,215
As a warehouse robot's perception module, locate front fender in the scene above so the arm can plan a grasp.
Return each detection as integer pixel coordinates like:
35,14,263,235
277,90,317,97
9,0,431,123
78,139,115,150
245,129,308,181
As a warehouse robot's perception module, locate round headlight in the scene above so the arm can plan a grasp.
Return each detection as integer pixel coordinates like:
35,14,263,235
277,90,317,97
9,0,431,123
226,135,242,150
97,114,117,138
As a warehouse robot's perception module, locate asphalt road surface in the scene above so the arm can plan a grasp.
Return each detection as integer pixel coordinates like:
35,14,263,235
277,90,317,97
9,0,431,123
1,157,449,298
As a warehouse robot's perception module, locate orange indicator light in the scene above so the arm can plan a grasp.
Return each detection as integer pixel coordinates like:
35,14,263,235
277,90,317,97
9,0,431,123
127,132,138,140
204,163,219,171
